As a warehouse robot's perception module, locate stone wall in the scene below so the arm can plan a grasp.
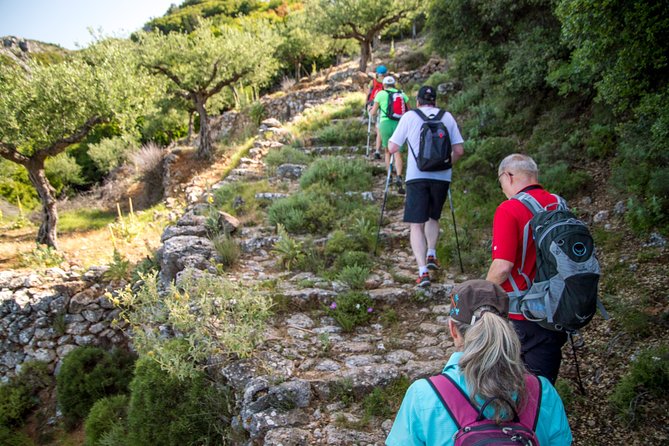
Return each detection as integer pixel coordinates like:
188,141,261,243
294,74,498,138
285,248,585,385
0,268,128,382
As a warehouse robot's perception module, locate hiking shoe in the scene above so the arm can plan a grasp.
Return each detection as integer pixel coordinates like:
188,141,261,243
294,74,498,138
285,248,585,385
374,151,381,160
416,272,431,288
426,256,441,270
395,177,405,195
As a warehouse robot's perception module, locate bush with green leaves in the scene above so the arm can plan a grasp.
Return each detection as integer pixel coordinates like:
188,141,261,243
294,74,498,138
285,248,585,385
299,157,372,192
84,394,129,446
213,233,240,268
18,244,65,268
0,361,50,429
333,250,372,271
212,180,269,217
126,356,234,446
271,224,306,271
104,249,131,281
265,146,312,168
313,120,366,145
56,347,136,428
336,265,370,290
610,345,669,425
88,136,137,176
113,271,272,379
268,185,338,234
327,291,374,332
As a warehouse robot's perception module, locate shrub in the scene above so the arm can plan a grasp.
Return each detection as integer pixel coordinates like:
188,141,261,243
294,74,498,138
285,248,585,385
126,357,234,446
18,244,65,268
299,157,373,192
45,152,85,195
104,249,131,281
0,426,32,446
271,224,305,271
113,271,272,379
268,185,338,234
610,345,669,425
88,136,137,176
213,233,240,268
541,162,592,199
265,146,311,168
130,142,164,194
212,180,269,217
327,291,374,332
362,376,410,420
336,265,369,290
325,230,360,256
313,120,366,146
84,394,129,446
56,347,136,428
0,361,50,428
333,250,372,271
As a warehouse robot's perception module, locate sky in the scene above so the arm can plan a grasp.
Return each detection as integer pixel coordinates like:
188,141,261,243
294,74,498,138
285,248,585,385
0,0,178,50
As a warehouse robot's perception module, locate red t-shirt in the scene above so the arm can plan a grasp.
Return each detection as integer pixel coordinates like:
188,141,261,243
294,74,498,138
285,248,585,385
491,185,557,319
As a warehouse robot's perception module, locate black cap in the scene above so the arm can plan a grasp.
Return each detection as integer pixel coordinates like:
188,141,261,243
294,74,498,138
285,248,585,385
449,280,509,325
417,85,437,102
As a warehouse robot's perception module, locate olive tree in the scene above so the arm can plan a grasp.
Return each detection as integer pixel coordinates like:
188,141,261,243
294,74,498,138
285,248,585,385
0,40,152,248
306,0,420,72
137,22,278,159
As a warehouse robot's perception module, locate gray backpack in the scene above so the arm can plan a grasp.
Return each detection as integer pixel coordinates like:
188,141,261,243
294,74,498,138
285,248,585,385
510,192,608,332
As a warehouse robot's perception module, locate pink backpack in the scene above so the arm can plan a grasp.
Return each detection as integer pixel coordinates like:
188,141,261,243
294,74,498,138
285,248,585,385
427,373,542,446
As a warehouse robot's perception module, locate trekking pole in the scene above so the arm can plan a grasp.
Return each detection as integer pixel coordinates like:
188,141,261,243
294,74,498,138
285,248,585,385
447,188,464,273
365,108,372,157
374,153,395,255
569,333,587,396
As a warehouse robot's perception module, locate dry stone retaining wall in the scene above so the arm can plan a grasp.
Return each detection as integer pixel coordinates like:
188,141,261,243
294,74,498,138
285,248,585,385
0,268,127,382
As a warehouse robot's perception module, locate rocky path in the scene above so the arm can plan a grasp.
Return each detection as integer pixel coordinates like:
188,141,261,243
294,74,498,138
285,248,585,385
157,117,463,445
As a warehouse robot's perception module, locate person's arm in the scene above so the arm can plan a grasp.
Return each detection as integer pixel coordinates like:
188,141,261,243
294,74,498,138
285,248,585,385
451,143,464,164
389,141,401,154
486,258,514,284
370,101,380,119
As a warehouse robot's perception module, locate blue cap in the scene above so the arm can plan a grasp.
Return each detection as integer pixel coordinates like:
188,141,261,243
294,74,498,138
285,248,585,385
375,65,387,74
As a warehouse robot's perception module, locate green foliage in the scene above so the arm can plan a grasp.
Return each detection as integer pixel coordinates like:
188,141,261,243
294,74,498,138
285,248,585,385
610,345,669,425
0,161,38,210
126,357,234,446
45,152,85,195
58,209,117,233
113,271,272,379
0,426,33,446
56,347,136,428
87,136,138,176
268,184,345,234
313,120,366,145
362,376,410,420
104,250,131,281
554,379,576,410
299,157,373,192
84,395,129,446
336,264,369,290
18,244,65,268
212,233,240,268
327,291,374,332
212,180,269,217
271,224,305,271
540,162,592,198
333,250,372,271
265,146,312,168
329,378,355,406
0,361,50,429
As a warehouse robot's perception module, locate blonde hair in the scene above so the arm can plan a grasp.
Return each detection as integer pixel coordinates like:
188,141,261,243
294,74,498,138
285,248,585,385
453,307,527,422
498,154,539,178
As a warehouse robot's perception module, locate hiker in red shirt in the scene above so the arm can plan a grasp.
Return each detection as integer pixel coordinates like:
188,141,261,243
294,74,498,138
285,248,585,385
486,154,567,384
367,65,387,160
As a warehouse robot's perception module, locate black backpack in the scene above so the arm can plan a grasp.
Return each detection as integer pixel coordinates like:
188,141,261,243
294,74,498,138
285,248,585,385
511,192,609,332
408,109,452,172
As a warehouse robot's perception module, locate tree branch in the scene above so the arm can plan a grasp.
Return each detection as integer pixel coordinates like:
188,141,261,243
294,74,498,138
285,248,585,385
371,10,410,35
205,69,251,100
41,116,106,160
150,64,192,93
0,142,30,165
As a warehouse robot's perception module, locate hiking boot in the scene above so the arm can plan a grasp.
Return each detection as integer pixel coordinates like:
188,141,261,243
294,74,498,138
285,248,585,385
416,272,431,288
396,176,405,195
374,151,381,160
426,255,441,270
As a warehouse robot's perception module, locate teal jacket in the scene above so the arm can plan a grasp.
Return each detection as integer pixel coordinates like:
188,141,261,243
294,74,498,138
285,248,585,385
386,352,573,446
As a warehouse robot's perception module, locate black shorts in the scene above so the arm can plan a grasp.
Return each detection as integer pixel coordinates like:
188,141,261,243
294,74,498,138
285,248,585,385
512,319,568,384
403,180,450,223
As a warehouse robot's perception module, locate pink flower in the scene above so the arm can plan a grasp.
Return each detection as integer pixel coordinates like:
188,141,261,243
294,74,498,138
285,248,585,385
330,302,337,310
367,307,373,313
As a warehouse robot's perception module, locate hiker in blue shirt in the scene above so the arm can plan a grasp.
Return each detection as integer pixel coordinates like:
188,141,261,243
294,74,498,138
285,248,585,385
386,280,572,446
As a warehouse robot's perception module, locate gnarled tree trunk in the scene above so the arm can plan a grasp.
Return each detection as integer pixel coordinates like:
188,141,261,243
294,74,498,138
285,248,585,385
195,96,212,159
26,159,58,249
359,39,372,72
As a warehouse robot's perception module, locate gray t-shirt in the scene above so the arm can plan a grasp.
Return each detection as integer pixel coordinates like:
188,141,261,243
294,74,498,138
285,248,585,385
389,106,464,183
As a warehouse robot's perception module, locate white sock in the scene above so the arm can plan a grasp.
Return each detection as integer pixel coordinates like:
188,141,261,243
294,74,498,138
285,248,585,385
427,249,437,258
419,266,429,276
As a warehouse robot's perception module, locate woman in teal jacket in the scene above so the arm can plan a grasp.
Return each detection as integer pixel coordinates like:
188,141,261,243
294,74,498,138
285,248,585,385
386,280,572,446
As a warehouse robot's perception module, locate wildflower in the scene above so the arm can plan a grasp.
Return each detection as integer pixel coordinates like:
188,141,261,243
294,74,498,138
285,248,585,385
367,307,373,313
330,302,337,310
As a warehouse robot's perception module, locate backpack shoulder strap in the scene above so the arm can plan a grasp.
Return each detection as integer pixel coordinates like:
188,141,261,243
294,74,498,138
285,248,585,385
426,373,479,429
518,374,542,430
433,109,446,121
412,108,429,121
512,192,544,215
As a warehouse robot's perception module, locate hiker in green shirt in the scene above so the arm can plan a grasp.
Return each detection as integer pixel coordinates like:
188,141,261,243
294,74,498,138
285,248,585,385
370,76,410,194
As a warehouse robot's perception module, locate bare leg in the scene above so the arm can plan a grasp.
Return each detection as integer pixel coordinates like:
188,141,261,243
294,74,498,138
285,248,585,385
424,218,440,252
395,152,403,178
410,223,427,268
